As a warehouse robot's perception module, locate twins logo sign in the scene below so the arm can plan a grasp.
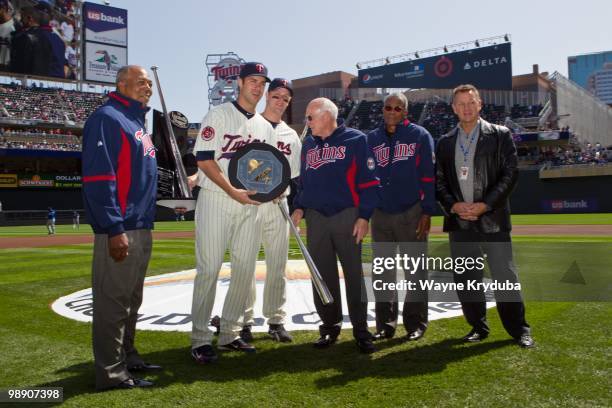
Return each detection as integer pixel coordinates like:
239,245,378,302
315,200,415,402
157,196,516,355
305,145,346,169
372,142,417,167
134,129,156,158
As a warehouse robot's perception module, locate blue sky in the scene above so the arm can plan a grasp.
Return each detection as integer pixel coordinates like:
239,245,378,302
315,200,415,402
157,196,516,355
104,0,612,122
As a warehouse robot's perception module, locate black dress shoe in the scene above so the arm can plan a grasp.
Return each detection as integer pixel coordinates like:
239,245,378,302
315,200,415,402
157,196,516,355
372,328,395,341
406,328,425,342
461,330,488,343
356,338,376,354
127,362,162,372
115,378,154,389
517,334,535,348
313,334,337,349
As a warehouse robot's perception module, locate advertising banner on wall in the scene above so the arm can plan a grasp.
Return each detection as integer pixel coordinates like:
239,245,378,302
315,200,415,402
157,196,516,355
83,42,127,83
541,198,599,213
358,43,512,90
0,174,18,188
12,175,82,188
83,2,128,47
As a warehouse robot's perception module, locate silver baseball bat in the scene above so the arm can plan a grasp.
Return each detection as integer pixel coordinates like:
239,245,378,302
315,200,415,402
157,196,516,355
150,65,192,199
277,201,333,305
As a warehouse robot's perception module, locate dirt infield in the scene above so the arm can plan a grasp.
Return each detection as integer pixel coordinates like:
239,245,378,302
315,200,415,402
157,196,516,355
0,225,610,249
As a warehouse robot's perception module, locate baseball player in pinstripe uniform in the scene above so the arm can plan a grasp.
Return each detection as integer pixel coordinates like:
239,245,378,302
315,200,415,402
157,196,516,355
241,78,301,343
190,62,277,363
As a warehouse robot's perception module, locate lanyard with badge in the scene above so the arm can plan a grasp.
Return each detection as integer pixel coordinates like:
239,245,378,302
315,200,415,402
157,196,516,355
458,129,477,180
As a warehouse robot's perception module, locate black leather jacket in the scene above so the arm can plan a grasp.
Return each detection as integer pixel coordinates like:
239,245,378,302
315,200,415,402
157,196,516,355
435,119,518,233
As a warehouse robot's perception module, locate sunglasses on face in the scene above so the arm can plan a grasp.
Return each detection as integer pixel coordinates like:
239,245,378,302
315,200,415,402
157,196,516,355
384,106,404,112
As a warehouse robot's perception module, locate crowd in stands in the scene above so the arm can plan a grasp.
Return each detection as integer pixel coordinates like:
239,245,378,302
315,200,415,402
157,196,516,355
510,104,543,119
344,99,545,141
0,126,80,151
531,142,610,166
0,83,107,122
333,98,424,133
0,0,78,79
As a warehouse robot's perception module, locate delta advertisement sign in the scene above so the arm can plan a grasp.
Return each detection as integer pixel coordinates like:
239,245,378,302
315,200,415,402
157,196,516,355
358,43,512,90
83,2,128,47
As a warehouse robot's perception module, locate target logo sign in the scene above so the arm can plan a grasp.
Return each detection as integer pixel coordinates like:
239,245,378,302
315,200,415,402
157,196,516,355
434,56,453,78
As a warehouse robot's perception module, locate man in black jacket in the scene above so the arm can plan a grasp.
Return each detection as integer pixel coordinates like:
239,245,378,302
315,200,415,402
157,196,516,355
435,84,534,348
9,6,51,76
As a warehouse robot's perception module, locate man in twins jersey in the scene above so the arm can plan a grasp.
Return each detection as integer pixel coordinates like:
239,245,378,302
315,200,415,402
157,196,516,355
190,62,277,363
291,97,380,354
82,65,160,390
241,78,301,343
367,92,435,343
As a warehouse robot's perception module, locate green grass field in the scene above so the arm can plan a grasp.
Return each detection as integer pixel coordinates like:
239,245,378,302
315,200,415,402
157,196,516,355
2,213,611,237
0,214,611,407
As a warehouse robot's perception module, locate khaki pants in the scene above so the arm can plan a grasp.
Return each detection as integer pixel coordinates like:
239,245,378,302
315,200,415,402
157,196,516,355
91,229,152,390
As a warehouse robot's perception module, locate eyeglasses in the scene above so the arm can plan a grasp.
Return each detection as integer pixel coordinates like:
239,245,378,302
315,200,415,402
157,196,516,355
384,106,404,112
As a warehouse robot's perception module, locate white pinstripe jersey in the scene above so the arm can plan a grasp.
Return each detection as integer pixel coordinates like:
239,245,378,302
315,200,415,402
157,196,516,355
273,121,301,179
193,101,277,193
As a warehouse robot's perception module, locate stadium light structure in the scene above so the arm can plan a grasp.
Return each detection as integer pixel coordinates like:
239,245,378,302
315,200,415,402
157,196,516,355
355,34,509,71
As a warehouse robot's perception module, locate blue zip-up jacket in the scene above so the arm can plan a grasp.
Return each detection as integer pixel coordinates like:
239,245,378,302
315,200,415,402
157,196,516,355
294,124,380,220
82,92,157,237
367,120,436,215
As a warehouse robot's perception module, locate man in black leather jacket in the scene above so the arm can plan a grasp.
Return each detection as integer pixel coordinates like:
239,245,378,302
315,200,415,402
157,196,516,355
435,84,534,348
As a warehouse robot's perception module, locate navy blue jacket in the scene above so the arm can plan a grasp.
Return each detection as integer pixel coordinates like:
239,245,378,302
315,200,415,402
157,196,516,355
367,120,436,215
294,124,380,220
82,92,157,236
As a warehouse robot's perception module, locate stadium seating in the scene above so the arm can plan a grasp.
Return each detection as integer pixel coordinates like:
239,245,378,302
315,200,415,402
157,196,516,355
0,84,106,124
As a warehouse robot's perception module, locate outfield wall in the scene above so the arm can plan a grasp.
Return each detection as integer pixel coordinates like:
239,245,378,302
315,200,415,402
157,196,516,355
511,170,612,214
0,170,611,225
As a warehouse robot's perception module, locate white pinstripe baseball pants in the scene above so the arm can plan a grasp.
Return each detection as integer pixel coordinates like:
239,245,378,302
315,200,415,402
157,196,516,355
243,199,289,326
191,189,262,347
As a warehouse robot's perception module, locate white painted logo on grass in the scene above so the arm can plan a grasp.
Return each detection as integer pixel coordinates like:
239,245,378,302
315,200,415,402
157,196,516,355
52,260,492,332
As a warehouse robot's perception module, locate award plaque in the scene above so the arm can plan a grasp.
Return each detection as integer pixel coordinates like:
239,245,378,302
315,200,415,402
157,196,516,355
228,142,291,202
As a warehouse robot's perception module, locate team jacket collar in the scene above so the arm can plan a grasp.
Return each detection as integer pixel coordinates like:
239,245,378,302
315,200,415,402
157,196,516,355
378,118,411,133
313,124,345,145
108,91,151,117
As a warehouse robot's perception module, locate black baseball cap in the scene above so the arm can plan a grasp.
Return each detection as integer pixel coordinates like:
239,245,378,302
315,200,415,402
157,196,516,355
239,62,270,82
269,78,293,96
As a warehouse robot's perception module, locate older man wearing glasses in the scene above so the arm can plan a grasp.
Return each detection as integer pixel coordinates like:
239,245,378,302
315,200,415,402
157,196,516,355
291,97,380,354
366,92,435,342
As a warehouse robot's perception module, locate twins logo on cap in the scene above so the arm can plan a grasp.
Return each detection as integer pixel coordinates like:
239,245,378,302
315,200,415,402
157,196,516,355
256,64,264,73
